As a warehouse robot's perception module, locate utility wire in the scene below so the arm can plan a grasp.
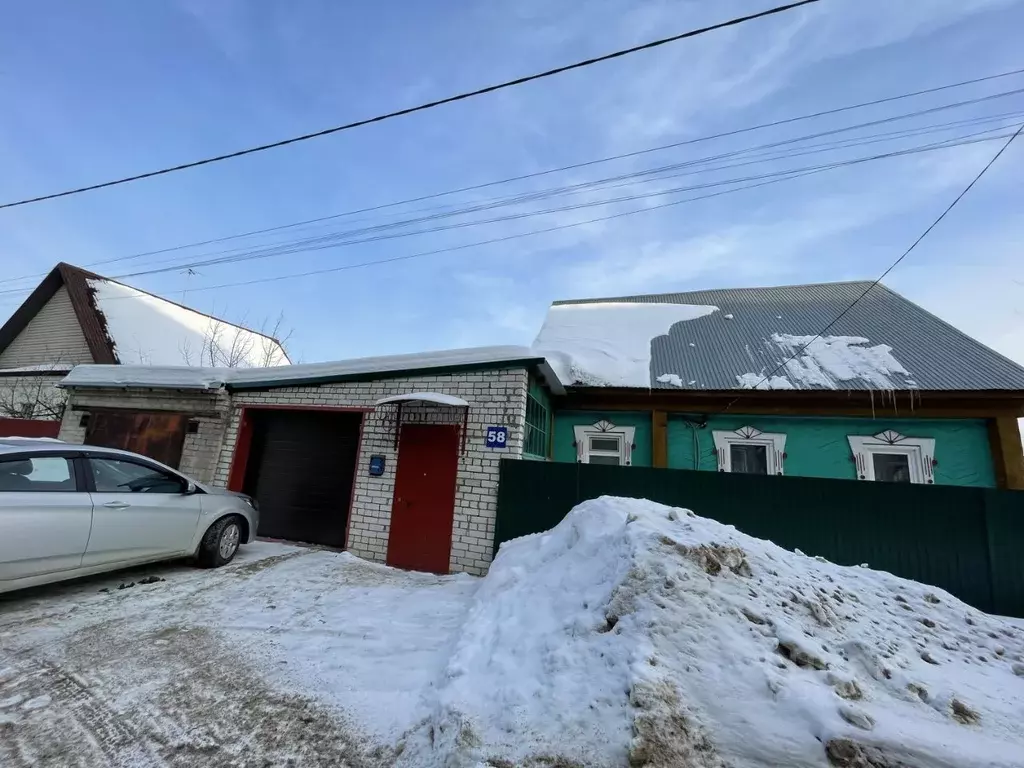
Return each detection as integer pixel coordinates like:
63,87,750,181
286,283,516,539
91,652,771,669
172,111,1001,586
720,122,1024,411
4,65,1019,288
3,64,1022,288
0,128,1007,306
0,0,818,211
103,128,1020,281
84,111,1024,278
3,92,1021,290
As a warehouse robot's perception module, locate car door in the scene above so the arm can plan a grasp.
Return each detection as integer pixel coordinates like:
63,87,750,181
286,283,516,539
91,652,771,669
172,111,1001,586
0,453,93,583
82,455,202,567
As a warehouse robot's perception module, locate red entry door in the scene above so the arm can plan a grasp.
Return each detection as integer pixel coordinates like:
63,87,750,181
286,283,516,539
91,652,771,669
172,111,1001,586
386,424,460,574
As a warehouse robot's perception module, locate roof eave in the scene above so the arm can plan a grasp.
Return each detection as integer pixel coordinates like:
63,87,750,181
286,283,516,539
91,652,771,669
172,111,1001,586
225,357,548,392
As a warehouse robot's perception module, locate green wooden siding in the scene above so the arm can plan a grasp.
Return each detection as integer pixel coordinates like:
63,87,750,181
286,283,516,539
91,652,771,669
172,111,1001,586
552,411,652,466
667,414,996,488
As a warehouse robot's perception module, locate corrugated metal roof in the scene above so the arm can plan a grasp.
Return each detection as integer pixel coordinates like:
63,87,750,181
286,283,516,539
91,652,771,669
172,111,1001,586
553,281,1024,391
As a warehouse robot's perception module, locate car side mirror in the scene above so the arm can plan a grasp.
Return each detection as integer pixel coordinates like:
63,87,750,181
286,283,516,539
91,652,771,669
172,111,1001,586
184,481,198,495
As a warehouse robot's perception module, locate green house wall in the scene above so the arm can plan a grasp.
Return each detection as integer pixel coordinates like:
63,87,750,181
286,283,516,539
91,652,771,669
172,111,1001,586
667,414,996,488
552,411,653,466
550,410,996,487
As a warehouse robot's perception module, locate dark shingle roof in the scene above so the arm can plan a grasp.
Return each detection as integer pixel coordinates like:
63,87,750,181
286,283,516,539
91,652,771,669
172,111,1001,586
554,281,1024,391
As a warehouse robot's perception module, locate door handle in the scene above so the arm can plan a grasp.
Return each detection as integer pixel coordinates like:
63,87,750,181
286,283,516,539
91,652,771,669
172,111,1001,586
102,501,130,509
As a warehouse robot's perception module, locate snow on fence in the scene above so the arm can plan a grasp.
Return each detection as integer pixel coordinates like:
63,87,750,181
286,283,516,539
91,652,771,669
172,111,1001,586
494,460,1024,618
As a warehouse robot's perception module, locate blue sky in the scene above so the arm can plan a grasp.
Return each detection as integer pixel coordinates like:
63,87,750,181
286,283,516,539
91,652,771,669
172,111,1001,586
1,0,1023,365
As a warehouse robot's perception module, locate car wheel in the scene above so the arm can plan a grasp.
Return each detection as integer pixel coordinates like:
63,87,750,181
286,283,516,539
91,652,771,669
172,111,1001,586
197,516,243,568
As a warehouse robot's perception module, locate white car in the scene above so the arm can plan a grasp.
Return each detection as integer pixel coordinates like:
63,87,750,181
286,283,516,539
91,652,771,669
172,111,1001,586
0,438,259,594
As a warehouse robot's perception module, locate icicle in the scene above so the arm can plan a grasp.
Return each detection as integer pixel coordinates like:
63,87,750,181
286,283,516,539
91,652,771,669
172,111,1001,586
869,387,876,419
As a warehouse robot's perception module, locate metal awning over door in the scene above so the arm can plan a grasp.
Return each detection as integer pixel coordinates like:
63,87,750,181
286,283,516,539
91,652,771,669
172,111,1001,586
373,392,471,453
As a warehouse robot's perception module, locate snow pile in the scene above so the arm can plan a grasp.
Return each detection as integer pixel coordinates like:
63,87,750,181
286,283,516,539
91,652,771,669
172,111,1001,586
534,302,718,388
88,279,289,367
657,373,685,387
404,498,1024,767
771,333,911,390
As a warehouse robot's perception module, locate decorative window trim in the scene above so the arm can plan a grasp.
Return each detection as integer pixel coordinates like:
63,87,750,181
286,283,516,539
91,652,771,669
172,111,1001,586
847,431,936,484
712,426,787,475
574,420,635,465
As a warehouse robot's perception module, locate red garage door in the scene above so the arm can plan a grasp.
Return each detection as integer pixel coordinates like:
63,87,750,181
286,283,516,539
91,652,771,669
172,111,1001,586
387,424,460,574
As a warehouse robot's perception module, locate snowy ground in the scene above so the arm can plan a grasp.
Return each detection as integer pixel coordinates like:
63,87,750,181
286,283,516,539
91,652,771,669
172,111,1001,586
3,503,1023,768
0,543,477,767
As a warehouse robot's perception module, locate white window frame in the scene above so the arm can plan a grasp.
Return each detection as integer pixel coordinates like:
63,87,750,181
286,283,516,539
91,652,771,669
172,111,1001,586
574,420,635,466
847,431,935,484
712,426,787,475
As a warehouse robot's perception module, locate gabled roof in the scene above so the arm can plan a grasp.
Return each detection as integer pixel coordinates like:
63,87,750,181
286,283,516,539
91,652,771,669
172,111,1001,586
0,263,289,368
534,281,1024,392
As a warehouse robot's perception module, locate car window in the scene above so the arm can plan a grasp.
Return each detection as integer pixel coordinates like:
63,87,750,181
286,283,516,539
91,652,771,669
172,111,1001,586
89,458,186,494
0,456,76,492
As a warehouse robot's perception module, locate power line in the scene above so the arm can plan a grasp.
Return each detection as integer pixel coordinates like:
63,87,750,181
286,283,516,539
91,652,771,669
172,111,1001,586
4,94,1021,294
0,127,1007,306
103,128,1020,281
86,111,1024,278
722,122,1024,410
0,0,818,211
3,63,1023,288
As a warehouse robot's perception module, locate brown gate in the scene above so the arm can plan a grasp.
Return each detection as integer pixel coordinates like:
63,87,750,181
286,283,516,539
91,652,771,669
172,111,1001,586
85,411,188,468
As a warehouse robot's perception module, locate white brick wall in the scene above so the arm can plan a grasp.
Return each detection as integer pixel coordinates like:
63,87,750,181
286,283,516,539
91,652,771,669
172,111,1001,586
57,388,232,484
212,367,529,575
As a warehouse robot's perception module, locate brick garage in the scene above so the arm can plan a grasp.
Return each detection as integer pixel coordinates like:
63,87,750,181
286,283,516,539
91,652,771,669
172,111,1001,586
58,348,561,576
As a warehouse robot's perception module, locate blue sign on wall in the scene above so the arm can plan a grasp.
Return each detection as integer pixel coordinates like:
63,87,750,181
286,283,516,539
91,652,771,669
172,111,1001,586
368,455,386,476
485,426,509,448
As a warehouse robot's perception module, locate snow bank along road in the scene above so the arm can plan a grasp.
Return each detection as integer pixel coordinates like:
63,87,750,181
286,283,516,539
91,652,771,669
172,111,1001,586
3,499,1024,767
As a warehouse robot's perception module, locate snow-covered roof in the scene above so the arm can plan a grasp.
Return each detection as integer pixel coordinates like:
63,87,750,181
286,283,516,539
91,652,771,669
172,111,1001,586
61,345,560,392
374,392,471,408
533,302,718,388
0,262,290,371
538,282,1024,391
60,365,228,390
87,278,289,368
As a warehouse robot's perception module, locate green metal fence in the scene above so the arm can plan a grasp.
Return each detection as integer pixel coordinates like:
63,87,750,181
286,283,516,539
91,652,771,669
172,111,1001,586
494,460,1024,618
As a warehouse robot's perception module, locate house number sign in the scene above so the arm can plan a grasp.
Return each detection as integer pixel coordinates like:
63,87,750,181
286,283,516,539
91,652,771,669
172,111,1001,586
485,426,509,448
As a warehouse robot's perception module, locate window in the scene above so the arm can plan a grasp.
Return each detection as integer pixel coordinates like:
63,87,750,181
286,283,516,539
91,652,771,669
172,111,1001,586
0,456,75,492
574,421,635,465
712,426,787,475
730,444,768,474
873,453,911,483
847,431,935,484
89,458,187,494
524,389,550,458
